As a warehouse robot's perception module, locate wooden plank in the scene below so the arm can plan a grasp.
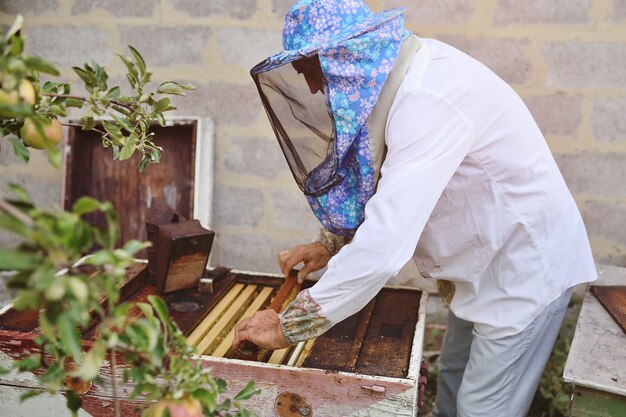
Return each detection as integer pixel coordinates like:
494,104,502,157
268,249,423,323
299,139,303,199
185,283,245,347
294,339,316,368
564,282,626,397
212,286,274,358
286,341,306,367
196,285,258,354
591,285,626,333
355,289,421,378
570,386,626,417
267,346,292,365
162,272,236,336
345,299,376,372
301,307,368,372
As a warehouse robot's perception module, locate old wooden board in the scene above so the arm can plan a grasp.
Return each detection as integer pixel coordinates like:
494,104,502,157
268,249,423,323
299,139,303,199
356,289,421,378
64,122,197,250
0,263,147,334
564,264,626,398
198,356,417,417
591,285,626,334
570,386,626,417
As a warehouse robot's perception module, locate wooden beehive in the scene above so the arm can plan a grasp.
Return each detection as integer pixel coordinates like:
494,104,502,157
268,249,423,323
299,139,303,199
0,263,428,416
0,118,428,415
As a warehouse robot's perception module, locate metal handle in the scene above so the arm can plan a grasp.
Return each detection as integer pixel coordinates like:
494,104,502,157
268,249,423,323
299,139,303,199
361,384,386,395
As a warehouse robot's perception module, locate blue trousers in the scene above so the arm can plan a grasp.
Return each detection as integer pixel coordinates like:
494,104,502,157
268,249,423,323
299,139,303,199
432,288,573,417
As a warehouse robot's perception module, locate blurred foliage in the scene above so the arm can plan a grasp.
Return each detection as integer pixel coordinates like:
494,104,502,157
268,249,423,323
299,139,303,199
0,15,194,171
0,16,258,417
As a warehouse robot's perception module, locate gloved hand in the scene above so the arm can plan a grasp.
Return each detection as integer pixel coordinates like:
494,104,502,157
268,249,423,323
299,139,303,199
277,242,331,283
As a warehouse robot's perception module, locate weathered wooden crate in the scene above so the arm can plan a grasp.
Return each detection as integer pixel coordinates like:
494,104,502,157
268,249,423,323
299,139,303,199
0,264,427,416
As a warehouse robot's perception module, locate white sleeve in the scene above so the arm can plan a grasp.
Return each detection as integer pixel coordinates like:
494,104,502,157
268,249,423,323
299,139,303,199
307,89,475,326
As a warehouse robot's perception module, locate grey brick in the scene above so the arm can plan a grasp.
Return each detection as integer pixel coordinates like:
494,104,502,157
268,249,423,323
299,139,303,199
554,152,626,197
222,136,287,179
581,200,626,247
591,97,626,142
270,188,320,233
72,0,159,17
27,25,113,68
214,232,306,273
271,0,293,17
494,0,591,25
543,42,626,89
171,0,258,20
439,35,532,85
0,0,59,15
118,26,212,68
383,0,473,24
217,28,282,70
213,185,264,227
524,93,583,137
614,0,626,21
172,81,261,126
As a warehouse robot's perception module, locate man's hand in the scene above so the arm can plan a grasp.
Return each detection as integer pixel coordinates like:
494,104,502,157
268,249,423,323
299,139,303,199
232,309,290,351
278,242,331,283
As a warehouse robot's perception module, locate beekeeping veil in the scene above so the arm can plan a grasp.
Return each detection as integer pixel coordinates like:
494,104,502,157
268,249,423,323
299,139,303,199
251,0,419,237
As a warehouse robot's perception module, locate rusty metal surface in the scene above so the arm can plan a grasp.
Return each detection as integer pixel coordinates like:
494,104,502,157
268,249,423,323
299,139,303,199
591,285,626,334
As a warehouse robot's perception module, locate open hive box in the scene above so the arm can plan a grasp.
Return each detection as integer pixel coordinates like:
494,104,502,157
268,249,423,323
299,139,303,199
0,119,428,417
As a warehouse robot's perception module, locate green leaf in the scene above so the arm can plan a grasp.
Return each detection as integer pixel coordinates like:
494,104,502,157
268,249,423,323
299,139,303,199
47,147,62,168
24,56,60,76
157,82,185,96
40,361,65,388
45,277,66,301
5,15,23,40
66,390,82,414
19,389,42,403
7,182,32,204
59,314,84,362
101,120,122,142
0,249,37,271
14,354,41,372
155,112,166,127
73,66,97,87
152,97,176,113
72,197,102,215
107,86,121,98
128,45,146,76
9,137,30,163
0,366,10,376
81,115,95,131
234,381,260,401
193,388,217,412
73,341,105,381
110,113,134,133
13,290,40,310
139,155,150,172
147,295,169,323
68,277,89,303
64,98,83,108
119,132,138,161
150,149,161,164
122,240,150,256
112,144,121,160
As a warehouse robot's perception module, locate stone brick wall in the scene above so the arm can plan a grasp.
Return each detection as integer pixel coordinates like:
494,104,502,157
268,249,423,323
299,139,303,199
1,0,625,283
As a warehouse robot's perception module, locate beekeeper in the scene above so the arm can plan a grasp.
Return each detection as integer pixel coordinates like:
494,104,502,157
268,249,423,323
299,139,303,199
232,1,597,416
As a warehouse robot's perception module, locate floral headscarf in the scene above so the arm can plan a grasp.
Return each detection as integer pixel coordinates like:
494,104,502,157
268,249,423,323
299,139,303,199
251,0,409,236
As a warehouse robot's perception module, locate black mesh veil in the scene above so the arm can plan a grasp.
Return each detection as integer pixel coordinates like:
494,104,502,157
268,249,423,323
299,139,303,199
251,56,341,196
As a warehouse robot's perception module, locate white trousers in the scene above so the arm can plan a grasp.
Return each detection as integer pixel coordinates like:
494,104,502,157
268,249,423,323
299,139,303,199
432,287,573,417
